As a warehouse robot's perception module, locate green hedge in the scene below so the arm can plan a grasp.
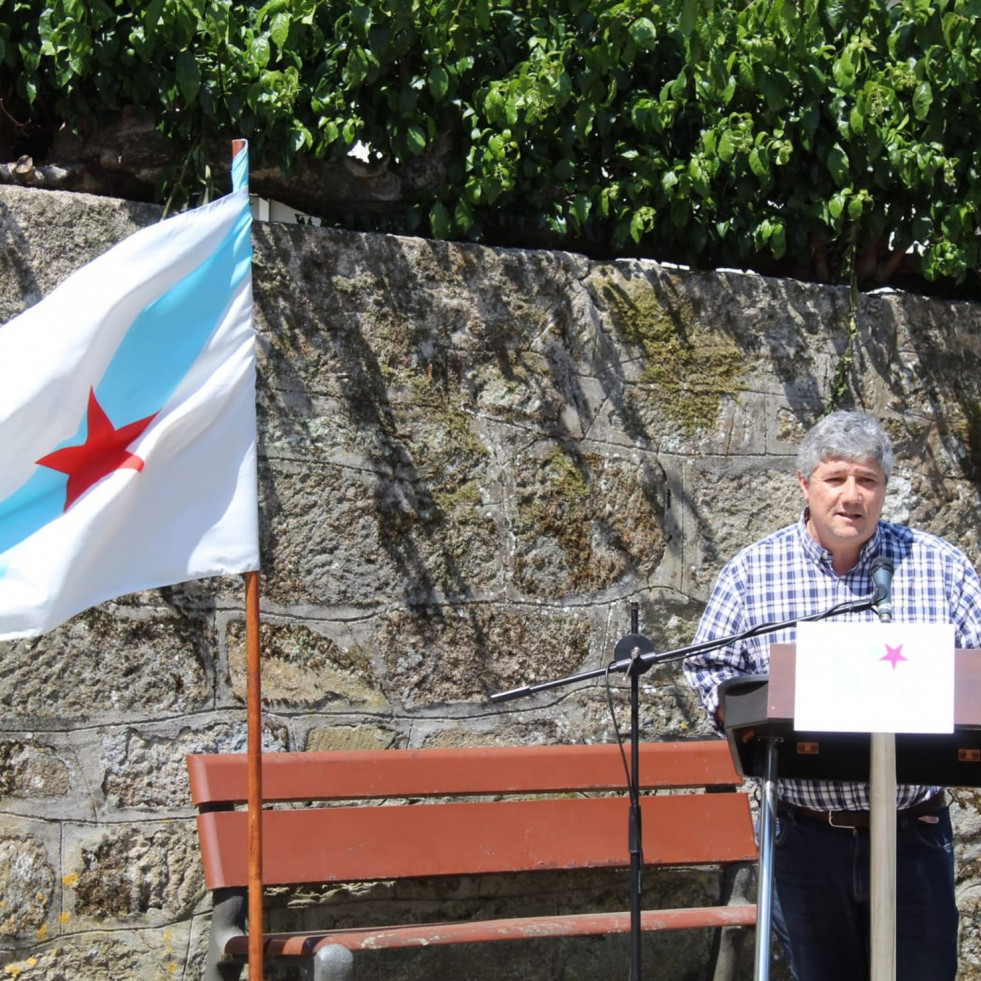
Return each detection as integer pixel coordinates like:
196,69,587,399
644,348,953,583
3,0,981,293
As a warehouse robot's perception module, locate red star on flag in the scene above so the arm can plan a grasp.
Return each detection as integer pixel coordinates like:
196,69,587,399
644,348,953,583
36,388,157,511
881,643,908,670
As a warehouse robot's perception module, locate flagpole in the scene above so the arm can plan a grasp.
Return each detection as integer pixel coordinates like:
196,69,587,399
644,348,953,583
245,568,264,981
233,132,264,981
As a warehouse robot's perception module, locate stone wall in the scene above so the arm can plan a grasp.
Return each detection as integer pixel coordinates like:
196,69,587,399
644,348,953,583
2,183,981,979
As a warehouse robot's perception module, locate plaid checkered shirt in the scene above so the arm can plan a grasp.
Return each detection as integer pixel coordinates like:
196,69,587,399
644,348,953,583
684,510,981,811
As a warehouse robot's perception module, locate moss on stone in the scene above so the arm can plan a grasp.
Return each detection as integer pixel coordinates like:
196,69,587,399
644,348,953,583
592,271,747,432
226,620,385,708
432,478,482,516
514,447,665,596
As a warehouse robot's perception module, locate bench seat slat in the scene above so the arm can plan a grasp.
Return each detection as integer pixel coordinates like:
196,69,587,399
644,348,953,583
187,741,743,806
222,904,759,959
197,792,756,890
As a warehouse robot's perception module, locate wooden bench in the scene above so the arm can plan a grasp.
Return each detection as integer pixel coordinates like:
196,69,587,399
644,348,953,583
187,740,757,980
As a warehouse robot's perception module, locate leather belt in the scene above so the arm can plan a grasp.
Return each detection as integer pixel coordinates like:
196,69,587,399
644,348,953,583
780,791,946,830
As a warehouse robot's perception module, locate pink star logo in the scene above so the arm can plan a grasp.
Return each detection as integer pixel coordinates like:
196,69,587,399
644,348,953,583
881,643,908,670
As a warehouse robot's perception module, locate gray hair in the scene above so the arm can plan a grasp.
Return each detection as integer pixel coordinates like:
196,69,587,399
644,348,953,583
796,411,894,481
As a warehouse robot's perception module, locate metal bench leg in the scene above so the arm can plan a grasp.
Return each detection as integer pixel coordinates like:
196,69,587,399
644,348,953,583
203,888,247,981
711,862,754,981
313,944,354,981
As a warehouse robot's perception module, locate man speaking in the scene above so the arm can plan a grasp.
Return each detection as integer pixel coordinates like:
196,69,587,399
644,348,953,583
684,411,981,980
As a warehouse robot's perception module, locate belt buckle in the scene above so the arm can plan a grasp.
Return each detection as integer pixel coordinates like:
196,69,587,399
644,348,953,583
827,810,854,829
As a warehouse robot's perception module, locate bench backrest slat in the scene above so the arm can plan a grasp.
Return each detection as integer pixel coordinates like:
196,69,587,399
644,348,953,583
187,741,742,806
196,792,757,890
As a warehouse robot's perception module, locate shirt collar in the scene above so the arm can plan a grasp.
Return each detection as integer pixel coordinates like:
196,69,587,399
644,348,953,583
796,508,883,572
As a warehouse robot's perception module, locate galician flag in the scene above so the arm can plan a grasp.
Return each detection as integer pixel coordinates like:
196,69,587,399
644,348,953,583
0,141,259,640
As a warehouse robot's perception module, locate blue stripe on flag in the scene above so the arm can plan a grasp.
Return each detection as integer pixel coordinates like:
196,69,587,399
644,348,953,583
97,206,251,424
0,202,251,558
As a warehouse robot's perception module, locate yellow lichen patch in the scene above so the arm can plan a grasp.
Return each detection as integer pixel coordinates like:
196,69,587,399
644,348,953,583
592,271,746,433
61,873,78,888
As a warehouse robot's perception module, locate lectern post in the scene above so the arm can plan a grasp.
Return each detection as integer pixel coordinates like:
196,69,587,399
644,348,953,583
870,732,897,981
754,738,781,981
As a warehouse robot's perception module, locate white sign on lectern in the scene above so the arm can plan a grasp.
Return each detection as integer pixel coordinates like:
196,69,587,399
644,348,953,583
794,621,955,733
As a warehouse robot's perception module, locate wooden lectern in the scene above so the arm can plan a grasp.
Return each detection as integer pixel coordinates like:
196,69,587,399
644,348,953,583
720,645,981,981
722,645,981,786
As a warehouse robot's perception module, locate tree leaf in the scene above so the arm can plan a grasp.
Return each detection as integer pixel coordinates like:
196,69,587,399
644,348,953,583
251,36,271,69
770,221,786,259
718,129,735,162
175,49,200,104
679,0,697,36
826,143,850,186
406,123,427,155
912,80,933,121
629,17,657,50
430,199,451,238
428,64,449,100
270,11,290,49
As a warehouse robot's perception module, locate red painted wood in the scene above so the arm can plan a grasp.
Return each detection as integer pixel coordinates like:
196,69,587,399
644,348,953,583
189,742,758,960
187,740,742,806
196,792,756,890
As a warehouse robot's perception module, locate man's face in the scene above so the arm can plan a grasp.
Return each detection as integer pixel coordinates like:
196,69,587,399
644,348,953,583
798,457,887,558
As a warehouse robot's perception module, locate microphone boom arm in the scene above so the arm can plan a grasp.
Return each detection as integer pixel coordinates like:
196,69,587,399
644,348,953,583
490,592,879,704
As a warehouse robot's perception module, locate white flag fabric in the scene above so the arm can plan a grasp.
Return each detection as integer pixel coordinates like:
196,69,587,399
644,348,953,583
0,142,259,640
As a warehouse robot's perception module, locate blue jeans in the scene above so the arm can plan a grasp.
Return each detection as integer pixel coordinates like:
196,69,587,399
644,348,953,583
769,805,958,981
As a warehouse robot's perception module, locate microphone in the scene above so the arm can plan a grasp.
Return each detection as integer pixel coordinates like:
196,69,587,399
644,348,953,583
870,557,894,623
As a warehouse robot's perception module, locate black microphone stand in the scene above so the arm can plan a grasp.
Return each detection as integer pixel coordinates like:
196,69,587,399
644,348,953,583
613,602,655,981
490,591,880,981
